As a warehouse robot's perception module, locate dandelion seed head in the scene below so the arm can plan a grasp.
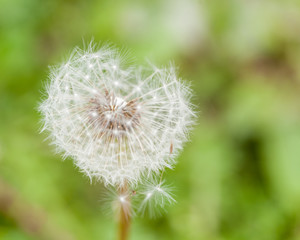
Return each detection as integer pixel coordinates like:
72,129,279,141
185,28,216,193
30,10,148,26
39,43,195,187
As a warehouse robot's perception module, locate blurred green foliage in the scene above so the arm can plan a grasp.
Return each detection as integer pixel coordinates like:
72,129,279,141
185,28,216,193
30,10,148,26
1,0,300,239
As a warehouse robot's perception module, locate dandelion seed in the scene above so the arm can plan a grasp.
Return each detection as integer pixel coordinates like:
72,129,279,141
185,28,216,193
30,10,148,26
119,196,126,203
138,179,176,218
100,186,134,218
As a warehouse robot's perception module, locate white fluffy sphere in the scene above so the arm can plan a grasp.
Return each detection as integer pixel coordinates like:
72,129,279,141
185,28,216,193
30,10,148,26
39,45,194,186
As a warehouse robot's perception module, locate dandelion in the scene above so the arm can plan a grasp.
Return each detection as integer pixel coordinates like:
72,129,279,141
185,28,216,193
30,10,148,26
39,43,195,240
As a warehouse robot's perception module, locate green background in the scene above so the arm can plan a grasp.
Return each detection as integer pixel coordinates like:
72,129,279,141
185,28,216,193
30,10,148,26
1,0,300,239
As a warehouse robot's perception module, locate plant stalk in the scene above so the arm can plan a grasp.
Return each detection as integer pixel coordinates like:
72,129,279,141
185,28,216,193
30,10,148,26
119,184,131,240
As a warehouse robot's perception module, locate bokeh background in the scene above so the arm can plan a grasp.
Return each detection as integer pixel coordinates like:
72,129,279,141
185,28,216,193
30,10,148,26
1,0,300,239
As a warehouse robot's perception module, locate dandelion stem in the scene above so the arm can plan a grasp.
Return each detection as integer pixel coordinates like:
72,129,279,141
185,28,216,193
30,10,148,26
119,183,131,240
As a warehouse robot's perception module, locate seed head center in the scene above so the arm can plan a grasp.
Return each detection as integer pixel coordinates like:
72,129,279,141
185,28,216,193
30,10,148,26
88,91,140,138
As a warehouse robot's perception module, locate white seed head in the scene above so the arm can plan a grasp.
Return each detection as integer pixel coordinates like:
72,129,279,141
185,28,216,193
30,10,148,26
39,44,195,187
